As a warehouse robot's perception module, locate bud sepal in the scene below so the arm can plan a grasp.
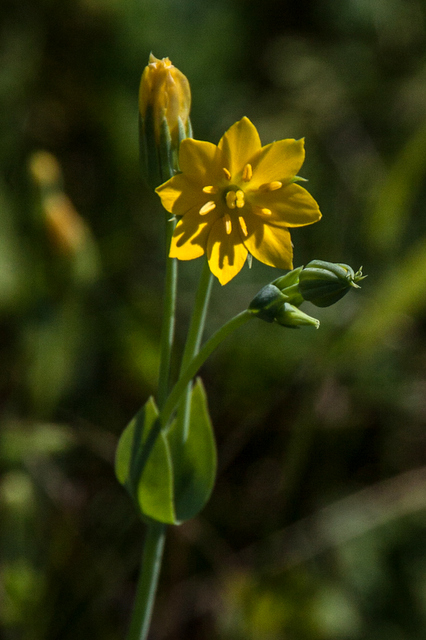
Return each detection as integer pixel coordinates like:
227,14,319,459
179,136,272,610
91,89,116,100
272,266,304,307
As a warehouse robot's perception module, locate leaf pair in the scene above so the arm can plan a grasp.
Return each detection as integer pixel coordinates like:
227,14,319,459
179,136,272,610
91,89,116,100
115,379,216,524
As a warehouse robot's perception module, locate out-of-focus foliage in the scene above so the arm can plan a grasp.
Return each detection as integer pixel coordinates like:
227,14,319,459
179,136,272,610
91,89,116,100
3,0,426,638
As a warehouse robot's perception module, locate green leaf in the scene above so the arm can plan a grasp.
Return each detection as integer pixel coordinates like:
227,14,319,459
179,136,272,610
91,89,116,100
168,379,217,523
115,397,176,524
114,381,217,525
115,396,155,486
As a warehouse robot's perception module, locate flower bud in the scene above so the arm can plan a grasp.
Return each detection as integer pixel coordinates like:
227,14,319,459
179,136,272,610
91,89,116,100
299,260,365,307
248,282,320,329
248,284,287,322
139,53,192,188
275,303,320,329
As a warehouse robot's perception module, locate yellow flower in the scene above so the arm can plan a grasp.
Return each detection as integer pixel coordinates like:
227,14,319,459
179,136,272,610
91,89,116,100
156,117,322,285
139,53,191,150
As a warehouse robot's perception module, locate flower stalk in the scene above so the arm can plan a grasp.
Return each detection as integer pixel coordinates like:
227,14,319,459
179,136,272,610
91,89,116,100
127,522,166,640
128,52,192,640
175,259,214,443
157,214,178,410
160,309,253,428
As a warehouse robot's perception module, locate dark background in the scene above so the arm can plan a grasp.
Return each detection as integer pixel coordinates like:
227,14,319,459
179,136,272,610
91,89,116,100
3,0,426,638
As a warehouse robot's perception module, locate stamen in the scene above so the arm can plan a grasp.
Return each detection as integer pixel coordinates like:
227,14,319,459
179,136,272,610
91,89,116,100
199,201,216,215
203,185,219,194
259,207,272,216
258,181,283,192
222,167,232,180
239,216,248,237
226,190,237,209
242,163,252,182
235,190,245,208
224,213,232,235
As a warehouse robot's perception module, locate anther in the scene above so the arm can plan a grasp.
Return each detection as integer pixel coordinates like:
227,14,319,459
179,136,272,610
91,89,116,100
226,191,237,209
239,216,248,237
258,181,282,192
260,207,272,216
242,163,252,182
222,167,232,180
199,201,216,215
224,214,232,235
203,185,219,194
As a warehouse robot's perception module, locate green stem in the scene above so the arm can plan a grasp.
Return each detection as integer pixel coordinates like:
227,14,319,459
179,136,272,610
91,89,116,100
127,522,166,640
128,215,176,640
127,305,252,640
130,310,253,487
181,259,214,370
161,309,253,428
176,259,213,441
157,216,178,410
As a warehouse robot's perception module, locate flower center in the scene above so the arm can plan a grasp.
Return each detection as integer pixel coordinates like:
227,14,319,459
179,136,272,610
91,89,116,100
225,188,245,209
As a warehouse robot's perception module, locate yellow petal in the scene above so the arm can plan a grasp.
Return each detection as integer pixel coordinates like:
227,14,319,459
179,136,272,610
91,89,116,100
179,138,223,183
242,215,293,270
250,183,322,228
206,217,248,285
156,173,206,215
217,117,262,179
169,205,215,260
249,138,305,187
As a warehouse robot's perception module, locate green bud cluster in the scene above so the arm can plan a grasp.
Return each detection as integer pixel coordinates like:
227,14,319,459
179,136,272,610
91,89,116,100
249,260,365,329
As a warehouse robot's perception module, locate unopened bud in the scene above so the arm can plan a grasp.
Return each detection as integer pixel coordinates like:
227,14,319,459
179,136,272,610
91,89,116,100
139,53,192,188
248,284,287,322
299,260,365,307
275,303,320,329
248,282,320,329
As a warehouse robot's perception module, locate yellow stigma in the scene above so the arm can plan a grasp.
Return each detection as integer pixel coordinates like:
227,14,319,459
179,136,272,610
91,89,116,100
203,185,219,194
199,201,216,215
235,190,245,208
224,213,232,235
259,181,282,192
242,163,252,182
225,189,246,209
239,216,248,237
222,167,232,180
226,190,237,209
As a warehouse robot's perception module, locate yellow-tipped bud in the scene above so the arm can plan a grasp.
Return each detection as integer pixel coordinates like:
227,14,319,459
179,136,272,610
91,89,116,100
139,53,192,187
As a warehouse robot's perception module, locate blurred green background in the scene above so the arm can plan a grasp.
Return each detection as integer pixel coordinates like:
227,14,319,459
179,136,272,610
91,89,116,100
3,0,426,638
